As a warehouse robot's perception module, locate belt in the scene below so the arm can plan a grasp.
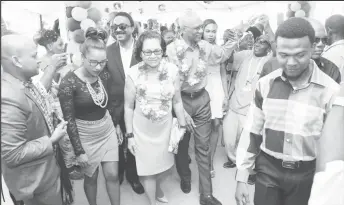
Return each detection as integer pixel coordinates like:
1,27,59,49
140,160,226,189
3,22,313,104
261,151,316,170
181,88,205,99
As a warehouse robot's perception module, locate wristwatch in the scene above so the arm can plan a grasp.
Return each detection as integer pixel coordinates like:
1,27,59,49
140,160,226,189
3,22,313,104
125,133,134,139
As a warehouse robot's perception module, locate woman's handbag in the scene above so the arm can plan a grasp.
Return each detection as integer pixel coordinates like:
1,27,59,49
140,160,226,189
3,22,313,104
168,118,186,154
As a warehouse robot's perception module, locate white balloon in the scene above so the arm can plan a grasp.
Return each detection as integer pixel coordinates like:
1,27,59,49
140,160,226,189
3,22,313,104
71,7,88,22
80,19,96,31
295,10,306,17
72,52,83,67
290,2,301,12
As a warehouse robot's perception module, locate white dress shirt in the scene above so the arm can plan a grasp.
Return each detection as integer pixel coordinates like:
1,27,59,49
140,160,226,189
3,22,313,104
119,39,134,77
322,39,344,82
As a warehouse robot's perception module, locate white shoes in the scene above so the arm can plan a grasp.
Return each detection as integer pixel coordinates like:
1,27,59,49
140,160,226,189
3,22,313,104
156,195,169,203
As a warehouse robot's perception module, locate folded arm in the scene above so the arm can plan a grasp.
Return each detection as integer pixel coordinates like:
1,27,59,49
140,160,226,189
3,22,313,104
1,95,54,168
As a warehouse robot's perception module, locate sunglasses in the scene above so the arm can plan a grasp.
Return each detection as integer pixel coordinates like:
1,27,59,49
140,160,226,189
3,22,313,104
111,24,131,32
86,28,107,41
314,37,328,44
142,49,163,56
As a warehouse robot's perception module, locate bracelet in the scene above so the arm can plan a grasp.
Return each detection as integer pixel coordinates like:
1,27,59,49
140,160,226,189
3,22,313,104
125,133,134,138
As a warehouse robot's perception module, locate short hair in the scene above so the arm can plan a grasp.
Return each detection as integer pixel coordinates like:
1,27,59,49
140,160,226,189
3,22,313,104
80,27,107,56
134,30,166,62
275,17,315,44
325,14,344,37
113,12,134,27
160,26,168,33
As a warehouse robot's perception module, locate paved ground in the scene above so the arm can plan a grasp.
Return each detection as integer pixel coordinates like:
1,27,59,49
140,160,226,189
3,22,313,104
72,136,255,205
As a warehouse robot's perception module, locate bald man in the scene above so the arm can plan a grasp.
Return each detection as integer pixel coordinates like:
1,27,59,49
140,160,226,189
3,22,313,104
259,18,341,84
1,34,68,205
166,11,238,205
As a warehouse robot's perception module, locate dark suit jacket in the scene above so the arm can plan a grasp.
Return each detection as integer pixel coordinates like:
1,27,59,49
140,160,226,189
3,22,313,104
1,72,60,200
106,41,139,121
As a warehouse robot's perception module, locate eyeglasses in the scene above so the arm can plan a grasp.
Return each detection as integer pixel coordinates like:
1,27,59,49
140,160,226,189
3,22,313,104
111,24,131,32
314,37,328,44
84,56,108,67
141,49,163,56
185,25,203,32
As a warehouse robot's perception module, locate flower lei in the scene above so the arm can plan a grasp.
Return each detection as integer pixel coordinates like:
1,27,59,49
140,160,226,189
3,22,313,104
174,40,207,86
136,59,175,122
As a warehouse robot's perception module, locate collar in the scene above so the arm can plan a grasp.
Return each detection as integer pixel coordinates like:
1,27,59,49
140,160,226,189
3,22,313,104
177,37,200,51
324,39,344,52
277,60,328,87
119,38,135,50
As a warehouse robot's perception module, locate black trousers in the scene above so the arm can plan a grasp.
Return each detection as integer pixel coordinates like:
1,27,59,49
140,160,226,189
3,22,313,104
175,89,213,195
118,118,139,183
254,151,316,205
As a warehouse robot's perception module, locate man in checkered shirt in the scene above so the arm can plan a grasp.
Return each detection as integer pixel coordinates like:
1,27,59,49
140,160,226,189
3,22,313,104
234,18,340,205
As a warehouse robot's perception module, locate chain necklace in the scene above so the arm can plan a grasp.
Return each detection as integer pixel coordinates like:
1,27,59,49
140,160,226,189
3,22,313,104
85,77,108,108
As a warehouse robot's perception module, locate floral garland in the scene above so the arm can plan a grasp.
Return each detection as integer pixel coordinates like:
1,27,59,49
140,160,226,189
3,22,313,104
174,40,207,86
136,59,175,122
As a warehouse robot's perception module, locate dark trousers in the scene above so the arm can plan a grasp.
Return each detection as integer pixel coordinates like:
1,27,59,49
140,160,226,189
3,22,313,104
175,89,213,195
118,118,139,183
254,151,316,205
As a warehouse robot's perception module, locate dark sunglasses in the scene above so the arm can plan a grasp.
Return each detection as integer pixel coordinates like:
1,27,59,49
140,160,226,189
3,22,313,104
314,37,328,44
142,49,163,56
86,28,107,41
111,24,130,32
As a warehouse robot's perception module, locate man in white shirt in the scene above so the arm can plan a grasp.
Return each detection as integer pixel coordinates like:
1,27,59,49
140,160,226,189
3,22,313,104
322,14,344,82
105,12,144,195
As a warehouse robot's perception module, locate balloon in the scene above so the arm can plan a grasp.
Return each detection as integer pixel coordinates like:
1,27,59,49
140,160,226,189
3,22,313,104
78,1,92,9
297,1,308,6
72,52,83,67
67,17,81,31
290,2,301,12
66,7,74,18
88,8,102,23
80,18,96,31
302,2,311,13
295,9,306,17
72,7,88,22
286,10,294,18
73,29,85,44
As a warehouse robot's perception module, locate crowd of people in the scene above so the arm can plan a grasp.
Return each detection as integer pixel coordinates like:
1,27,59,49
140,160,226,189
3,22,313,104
1,7,344,205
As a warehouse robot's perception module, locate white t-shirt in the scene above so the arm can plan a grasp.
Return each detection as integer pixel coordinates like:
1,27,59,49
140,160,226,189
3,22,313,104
119,39,134,77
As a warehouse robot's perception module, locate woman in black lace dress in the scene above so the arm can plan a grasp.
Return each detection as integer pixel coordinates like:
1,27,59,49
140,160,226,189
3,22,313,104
58,27,122,205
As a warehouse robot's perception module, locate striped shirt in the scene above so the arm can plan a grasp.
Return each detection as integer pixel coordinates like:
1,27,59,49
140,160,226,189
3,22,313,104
236,60,340,183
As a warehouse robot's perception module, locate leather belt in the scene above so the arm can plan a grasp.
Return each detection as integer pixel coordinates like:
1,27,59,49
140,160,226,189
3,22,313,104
261,151,315,170
181,88,205,99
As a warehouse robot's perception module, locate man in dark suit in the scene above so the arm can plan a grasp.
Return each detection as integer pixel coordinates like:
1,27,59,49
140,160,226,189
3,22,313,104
106,11,144,194
1,34,68,205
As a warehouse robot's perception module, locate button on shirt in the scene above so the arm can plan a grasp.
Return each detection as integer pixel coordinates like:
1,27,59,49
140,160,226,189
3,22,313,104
235,61,340,183
322,39,344,81
166,38,238,92
119,39,134,77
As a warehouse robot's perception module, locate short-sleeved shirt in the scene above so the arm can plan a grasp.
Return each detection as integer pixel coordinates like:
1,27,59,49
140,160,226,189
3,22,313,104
322,39,344,81
228,50,271,115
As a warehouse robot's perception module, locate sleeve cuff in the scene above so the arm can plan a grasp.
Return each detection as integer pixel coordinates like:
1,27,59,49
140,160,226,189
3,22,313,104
235,169,250,183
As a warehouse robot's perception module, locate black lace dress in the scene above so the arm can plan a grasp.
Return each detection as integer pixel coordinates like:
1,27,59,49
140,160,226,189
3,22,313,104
58,70,119,174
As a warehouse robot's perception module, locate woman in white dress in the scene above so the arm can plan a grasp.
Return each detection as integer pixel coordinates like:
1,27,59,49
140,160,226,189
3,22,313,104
124,31,187,205
202,19,230,177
